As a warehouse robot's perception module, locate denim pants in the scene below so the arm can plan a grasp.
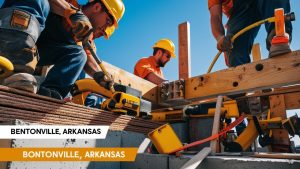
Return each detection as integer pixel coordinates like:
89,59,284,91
226,0,292,67
0,0,50,73
1,0,87,98
36,11,88,98
1,0,50,30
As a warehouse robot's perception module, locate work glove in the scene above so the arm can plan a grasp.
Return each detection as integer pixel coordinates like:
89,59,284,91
93,71,114,91
64,8,93,42
217,35,233,52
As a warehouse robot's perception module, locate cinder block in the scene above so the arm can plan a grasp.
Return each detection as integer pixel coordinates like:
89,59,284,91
171,122,189,143
121,131,146,147
93,130,145,169
169,156,300,169
189,118,213,151
121,153,169,169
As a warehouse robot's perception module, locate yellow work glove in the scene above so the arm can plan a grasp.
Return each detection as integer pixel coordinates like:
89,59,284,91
64,8,93,42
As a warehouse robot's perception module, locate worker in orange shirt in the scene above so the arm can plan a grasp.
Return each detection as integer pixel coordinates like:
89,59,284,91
134,39,176,85
76,25,115,107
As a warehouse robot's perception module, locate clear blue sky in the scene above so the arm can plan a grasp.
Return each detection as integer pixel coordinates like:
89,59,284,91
0,0,298,79
90,0,299,81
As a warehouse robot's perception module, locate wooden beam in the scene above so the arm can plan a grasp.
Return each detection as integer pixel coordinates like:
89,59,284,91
210,96,222,154
251,43,262,62
284,92,300,110
102,61,157,102
269,94,291,152
238,85,300,110
184,50,300,101
253,152,300,160
178,22,191,80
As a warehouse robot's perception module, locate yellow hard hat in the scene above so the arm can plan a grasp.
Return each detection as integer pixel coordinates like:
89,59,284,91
88,0,125,28
101,0,125,28
104,25,115,39
153,39,176,58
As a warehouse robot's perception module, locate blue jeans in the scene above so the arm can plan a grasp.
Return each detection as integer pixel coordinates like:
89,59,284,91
1,0,86,98
37,42,87,98
1,0,50,30
0,0,50,73
226,0,292,67
36,12,87,98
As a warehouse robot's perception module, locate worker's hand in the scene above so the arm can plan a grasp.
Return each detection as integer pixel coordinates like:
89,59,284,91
224,52,230,67
93,71,114,90
217,35,233,52
65,9,93,42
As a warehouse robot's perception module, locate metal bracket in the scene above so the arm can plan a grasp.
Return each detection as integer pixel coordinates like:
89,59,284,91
158,79,190,105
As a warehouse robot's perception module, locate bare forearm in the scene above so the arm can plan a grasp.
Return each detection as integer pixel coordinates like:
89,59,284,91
209,5,225,40
211,17,225,40
145,72,167,85
84,54,101,77
48,0,74,17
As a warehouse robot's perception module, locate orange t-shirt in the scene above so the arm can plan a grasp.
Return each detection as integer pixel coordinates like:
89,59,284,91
208,0,233,18
134,56,164,79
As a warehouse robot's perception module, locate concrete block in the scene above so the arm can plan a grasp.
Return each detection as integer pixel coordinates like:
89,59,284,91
189,118,213,151
9,162,91,169
96,130,122,147
180,147,211,169
121,153,169,169
121,131,146,147
169,155,300,169
92,131,146,169
171,122,189,143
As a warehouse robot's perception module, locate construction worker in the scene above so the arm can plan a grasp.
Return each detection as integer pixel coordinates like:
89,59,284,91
208,0,293,137
0,0,124,99
134,39,176,85
208,0,293,67
76,25,115,107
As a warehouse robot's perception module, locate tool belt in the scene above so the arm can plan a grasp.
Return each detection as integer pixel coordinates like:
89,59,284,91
0,7,41,43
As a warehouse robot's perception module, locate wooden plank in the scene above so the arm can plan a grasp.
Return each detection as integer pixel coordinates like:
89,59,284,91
269,94,291,152
180,147,211,169
0,85,164,134
253,153,300,160
102,61,157,102
137,138,151,153
178,22,191,80
252,43,262,62
184,50,300,101
210,96,222,154
284,92,300,110
241,85,300,99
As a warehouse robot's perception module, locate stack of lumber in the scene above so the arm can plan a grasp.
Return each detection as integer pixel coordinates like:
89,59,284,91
0,85,164,134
